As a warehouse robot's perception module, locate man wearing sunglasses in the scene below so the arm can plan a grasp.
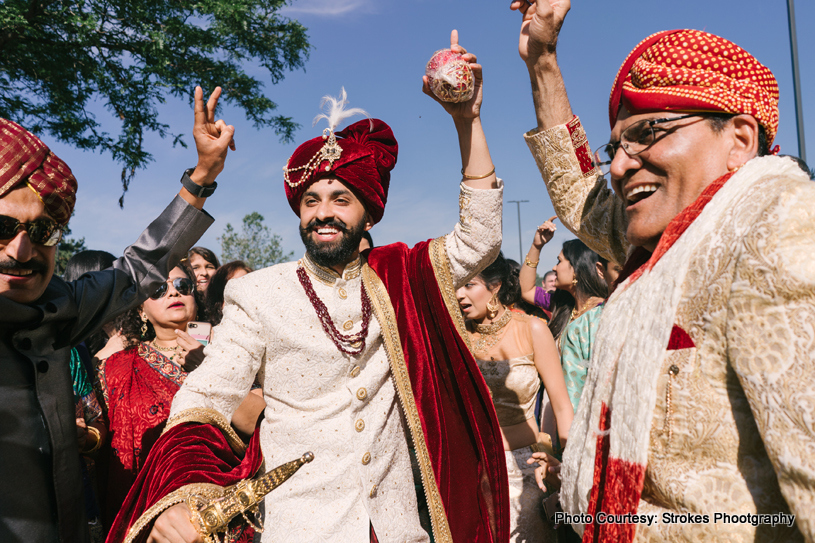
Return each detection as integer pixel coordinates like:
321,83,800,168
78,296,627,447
512,2,815,542
0,86,233,543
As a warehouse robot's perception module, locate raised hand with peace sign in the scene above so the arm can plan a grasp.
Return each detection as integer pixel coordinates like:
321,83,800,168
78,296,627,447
180,86,236,209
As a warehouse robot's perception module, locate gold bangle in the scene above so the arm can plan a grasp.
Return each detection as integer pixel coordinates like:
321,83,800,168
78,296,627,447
524,256,539,268
82,425,103,455
461,166,495,180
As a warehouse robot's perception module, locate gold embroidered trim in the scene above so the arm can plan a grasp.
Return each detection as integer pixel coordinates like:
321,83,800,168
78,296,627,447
429,237,473,352
301,253,362,285
458,191,472,234
163,407,246,456
124,482,225,543
361,263,453,543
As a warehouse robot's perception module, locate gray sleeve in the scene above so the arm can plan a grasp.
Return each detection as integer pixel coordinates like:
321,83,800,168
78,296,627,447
66,194,213,345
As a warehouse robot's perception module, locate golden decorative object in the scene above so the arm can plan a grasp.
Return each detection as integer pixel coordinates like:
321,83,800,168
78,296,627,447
187,452,314,542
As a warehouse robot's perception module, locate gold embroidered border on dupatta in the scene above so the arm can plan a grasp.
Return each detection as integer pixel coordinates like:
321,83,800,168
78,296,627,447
361,254,453,543
124,408,251,543
428,236,472,351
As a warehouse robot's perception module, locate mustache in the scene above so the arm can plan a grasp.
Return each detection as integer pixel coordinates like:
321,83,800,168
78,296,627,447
0,257,48,274
304,218,349,233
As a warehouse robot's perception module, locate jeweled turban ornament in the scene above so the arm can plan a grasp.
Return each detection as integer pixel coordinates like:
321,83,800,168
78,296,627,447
283,89,398,224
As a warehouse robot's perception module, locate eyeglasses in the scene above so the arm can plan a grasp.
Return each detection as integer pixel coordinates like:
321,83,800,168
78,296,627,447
592,114,705,176
0,215,63,246
149,277,195,300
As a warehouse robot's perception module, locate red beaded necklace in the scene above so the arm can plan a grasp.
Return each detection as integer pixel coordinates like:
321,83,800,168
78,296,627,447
297,265,372,356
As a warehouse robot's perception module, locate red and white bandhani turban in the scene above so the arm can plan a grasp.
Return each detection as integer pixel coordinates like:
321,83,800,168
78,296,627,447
608,30,780,144
0,118,77,225
283,118,398,225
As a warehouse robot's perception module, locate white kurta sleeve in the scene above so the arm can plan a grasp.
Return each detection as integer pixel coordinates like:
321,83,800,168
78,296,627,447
169,279,266,422
444,180,503,289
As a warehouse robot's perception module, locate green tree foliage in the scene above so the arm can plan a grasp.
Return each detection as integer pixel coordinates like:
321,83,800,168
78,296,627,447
219,211,292,270
55,224,88,275
0,0,310,205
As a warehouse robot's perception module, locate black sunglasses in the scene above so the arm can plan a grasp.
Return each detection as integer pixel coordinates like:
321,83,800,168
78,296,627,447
0,214,63,246
150,277,195,300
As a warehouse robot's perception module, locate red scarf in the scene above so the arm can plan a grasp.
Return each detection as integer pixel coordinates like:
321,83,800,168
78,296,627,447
99,344,186,527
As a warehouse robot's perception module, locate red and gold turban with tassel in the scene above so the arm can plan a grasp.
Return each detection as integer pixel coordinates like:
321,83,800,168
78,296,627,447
0,119,77,225
609,30,779,144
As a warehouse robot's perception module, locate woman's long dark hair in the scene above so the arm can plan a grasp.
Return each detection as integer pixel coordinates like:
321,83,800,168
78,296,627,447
477,251,521,307
119,266,202,347
205,261,253,325
548,240,609,340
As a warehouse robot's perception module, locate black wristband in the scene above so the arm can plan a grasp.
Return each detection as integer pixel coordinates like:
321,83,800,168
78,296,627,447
180,168,217,198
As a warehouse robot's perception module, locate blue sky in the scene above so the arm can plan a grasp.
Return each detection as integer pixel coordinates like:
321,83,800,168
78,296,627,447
47,0,814,272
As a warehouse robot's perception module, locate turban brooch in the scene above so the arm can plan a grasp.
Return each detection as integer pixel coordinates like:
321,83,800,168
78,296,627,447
283,89,398,224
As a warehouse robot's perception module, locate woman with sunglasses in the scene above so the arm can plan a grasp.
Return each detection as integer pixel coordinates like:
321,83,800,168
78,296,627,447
95,265,206,526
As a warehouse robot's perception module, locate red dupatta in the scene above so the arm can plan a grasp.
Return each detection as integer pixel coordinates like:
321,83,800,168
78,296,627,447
99,344,186,526
106,418,263,543
366,239,509,543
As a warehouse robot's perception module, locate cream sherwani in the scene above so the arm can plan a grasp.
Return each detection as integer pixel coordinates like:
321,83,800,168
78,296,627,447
170,181,502,543
525,118,815,542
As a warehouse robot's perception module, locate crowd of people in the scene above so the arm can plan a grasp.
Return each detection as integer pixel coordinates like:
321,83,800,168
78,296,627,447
36,246,257,541
1,1,814,543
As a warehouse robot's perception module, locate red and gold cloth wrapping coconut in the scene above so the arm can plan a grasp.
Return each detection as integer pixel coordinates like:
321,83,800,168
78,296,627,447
284,119,397,225
0,118,77,224
608,30,779,144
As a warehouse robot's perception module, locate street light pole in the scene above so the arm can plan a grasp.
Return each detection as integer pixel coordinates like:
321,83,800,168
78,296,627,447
787,0,807,162
507,200,529,263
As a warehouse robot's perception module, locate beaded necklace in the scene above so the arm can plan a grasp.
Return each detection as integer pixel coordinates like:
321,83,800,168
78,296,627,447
296,264,372,356
150,340,183,365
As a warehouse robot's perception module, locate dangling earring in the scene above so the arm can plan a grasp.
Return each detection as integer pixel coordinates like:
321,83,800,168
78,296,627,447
486,294,500,320
571,278,578,287
140,313,149,339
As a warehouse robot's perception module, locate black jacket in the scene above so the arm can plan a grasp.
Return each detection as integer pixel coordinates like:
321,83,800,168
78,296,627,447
0,195,213,542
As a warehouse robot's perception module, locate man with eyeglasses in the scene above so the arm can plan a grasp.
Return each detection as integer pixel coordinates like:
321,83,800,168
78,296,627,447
0,86,233,543
512,1,815,542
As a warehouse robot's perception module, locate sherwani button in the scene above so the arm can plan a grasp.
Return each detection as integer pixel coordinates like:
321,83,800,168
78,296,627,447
369,484,377,497
356,388,367,400
355,419,365,432
350,366,361,378
338,288,348,299
362,452,371,465
343,320,353,331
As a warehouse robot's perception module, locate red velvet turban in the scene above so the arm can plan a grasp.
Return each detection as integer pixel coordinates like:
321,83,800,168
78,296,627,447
609,30,779,144
0,118,77,225
284,119,398,224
